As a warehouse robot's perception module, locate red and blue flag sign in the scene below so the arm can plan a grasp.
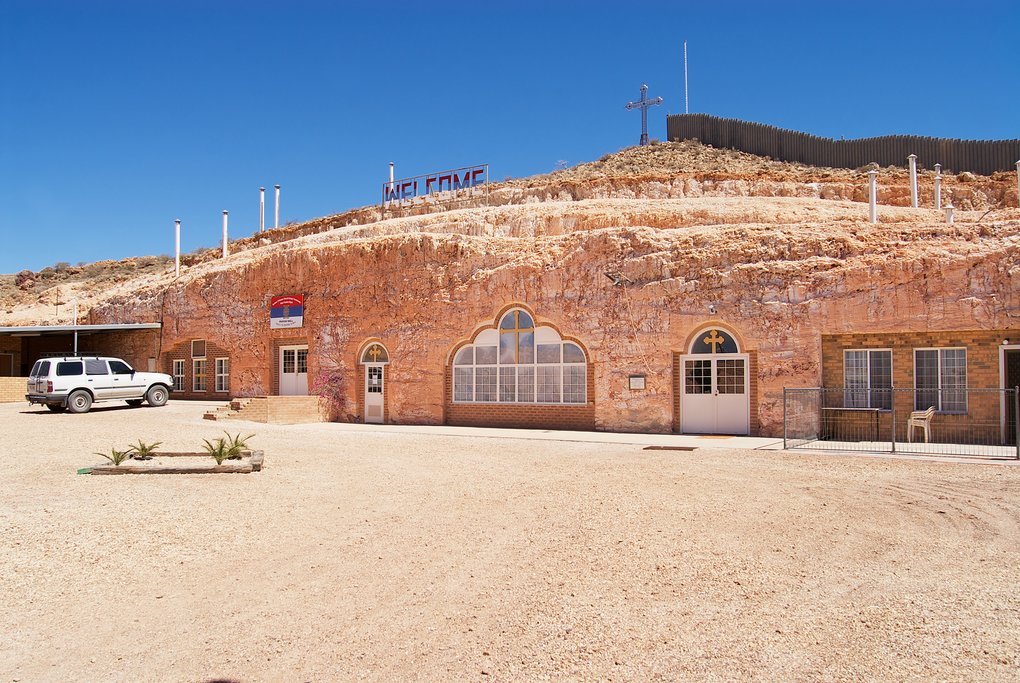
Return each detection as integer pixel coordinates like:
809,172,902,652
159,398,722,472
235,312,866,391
270,295,304,329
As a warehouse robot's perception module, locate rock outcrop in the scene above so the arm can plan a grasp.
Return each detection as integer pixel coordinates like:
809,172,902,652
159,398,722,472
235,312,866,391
4,142,1019,435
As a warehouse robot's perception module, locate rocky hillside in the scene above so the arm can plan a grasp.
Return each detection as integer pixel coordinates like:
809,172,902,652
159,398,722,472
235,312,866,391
2,140,1018,328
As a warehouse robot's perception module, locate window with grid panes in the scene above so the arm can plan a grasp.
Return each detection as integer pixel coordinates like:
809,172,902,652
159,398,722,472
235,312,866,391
453,309,587,405
193,359,207,392
914,348,966,412
172,359,185,392
215,358,229,393
844,349,891,409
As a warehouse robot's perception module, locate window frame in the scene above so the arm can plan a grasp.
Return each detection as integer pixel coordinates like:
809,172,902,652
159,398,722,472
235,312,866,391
913,347,967,413
453,309,587,406
843,348,893,410
214,357,229,393
192,358,207,393
172,359,185,392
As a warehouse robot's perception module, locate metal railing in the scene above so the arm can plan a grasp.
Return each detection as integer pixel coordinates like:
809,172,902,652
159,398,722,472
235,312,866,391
784,387,1019,459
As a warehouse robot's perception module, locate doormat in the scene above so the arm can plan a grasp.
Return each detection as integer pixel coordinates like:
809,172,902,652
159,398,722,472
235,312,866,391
643,445,698,452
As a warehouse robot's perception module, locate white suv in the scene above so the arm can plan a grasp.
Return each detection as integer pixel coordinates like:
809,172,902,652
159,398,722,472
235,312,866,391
26,356,173,414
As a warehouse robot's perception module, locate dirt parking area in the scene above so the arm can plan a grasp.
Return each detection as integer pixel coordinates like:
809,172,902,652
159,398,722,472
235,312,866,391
1,401,1018,682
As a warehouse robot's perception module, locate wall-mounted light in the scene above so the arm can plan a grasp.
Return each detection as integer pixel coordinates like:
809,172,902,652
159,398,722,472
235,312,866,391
1004,339,1012,346
708,305,717,315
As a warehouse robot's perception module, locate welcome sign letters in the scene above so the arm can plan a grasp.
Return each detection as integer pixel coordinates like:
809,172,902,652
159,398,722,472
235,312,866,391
383,164,488,204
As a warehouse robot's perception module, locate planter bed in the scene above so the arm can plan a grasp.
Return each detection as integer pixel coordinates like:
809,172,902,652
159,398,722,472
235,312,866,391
79,450,264,475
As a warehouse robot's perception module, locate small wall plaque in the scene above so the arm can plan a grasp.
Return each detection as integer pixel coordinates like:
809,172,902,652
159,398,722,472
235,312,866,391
629,375,646,390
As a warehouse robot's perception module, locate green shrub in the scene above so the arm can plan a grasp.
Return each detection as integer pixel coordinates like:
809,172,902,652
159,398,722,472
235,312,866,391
223,432,254,460
129,440,162,460
95,448,133,466
202,438,232,465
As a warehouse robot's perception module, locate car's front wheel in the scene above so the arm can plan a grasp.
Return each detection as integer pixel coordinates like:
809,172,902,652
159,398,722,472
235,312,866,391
66,390,93,414
145,385,169,407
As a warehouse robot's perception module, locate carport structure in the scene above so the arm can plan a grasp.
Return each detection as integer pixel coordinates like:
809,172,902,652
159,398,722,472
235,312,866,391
0,323,162,378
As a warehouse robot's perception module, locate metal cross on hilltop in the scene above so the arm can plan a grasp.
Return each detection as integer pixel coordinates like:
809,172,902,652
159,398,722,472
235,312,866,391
625,84,663,146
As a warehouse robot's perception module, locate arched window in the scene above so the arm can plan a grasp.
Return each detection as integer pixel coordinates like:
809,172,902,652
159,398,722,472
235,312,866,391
360,343,389,364
689,328,739,354
454,308,587,404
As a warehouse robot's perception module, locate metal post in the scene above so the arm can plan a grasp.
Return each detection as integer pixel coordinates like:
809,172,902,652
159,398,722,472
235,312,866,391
908,154,918,208
259,187,265,233
945,202,955,225
72,298,78,356
934,163,942,210
274,184,280,229
868,170,878,223
683,40,689,114
222,211,228,258
783,387,788,449
174,219,180,278
890,387,896,453
1016,161,1020,208
1015,387,1019,460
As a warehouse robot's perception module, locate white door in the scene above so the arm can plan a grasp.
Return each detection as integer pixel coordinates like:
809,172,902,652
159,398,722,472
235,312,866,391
681,355,749,434
365,365,384,423
279,345,308,396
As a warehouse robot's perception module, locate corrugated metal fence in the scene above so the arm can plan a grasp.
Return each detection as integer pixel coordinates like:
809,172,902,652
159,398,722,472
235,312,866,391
667,114,1020,175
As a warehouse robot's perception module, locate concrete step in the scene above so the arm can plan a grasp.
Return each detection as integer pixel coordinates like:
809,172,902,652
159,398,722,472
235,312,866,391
203,396,323,424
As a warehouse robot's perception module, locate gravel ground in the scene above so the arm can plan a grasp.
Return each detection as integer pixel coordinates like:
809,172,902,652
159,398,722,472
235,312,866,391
1,401,1018,682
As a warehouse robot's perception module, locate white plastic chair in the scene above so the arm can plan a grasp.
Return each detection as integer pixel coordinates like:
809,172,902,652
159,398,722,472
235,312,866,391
907,406,936,443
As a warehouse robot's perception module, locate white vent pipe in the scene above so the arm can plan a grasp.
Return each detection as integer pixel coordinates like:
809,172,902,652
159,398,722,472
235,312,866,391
259,187,265,233
868,170,878,224
274,184,280,229
908,154,918,208
174,219,180,277
934,164,942,210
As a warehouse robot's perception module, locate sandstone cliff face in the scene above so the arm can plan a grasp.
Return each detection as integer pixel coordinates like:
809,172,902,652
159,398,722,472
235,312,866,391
6,142,1019,435
85,194,1020,435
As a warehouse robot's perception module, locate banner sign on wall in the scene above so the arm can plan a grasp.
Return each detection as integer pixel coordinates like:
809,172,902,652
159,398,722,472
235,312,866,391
270,295,304,329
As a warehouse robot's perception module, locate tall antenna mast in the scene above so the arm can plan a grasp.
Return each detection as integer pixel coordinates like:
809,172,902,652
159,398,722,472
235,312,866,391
683,40,689,114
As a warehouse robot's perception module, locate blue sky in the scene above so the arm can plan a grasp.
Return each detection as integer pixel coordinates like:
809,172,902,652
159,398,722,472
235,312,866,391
2,0,1017,273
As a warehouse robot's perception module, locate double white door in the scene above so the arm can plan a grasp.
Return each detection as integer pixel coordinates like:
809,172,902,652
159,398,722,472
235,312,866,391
681,355,749,434
279,345,308,396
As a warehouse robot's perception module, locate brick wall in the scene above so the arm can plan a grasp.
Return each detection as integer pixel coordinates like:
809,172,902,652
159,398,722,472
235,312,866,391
163,339,232,400
821,329,1020,443
821,329,1019,391
0,336,21,377
0,377,26,403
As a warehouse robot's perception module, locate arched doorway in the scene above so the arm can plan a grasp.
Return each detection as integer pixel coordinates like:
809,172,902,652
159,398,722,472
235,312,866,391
678,326,749,435
359,342,390,424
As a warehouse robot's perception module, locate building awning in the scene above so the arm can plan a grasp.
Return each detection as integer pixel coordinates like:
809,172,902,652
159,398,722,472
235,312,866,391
0,323,161,336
